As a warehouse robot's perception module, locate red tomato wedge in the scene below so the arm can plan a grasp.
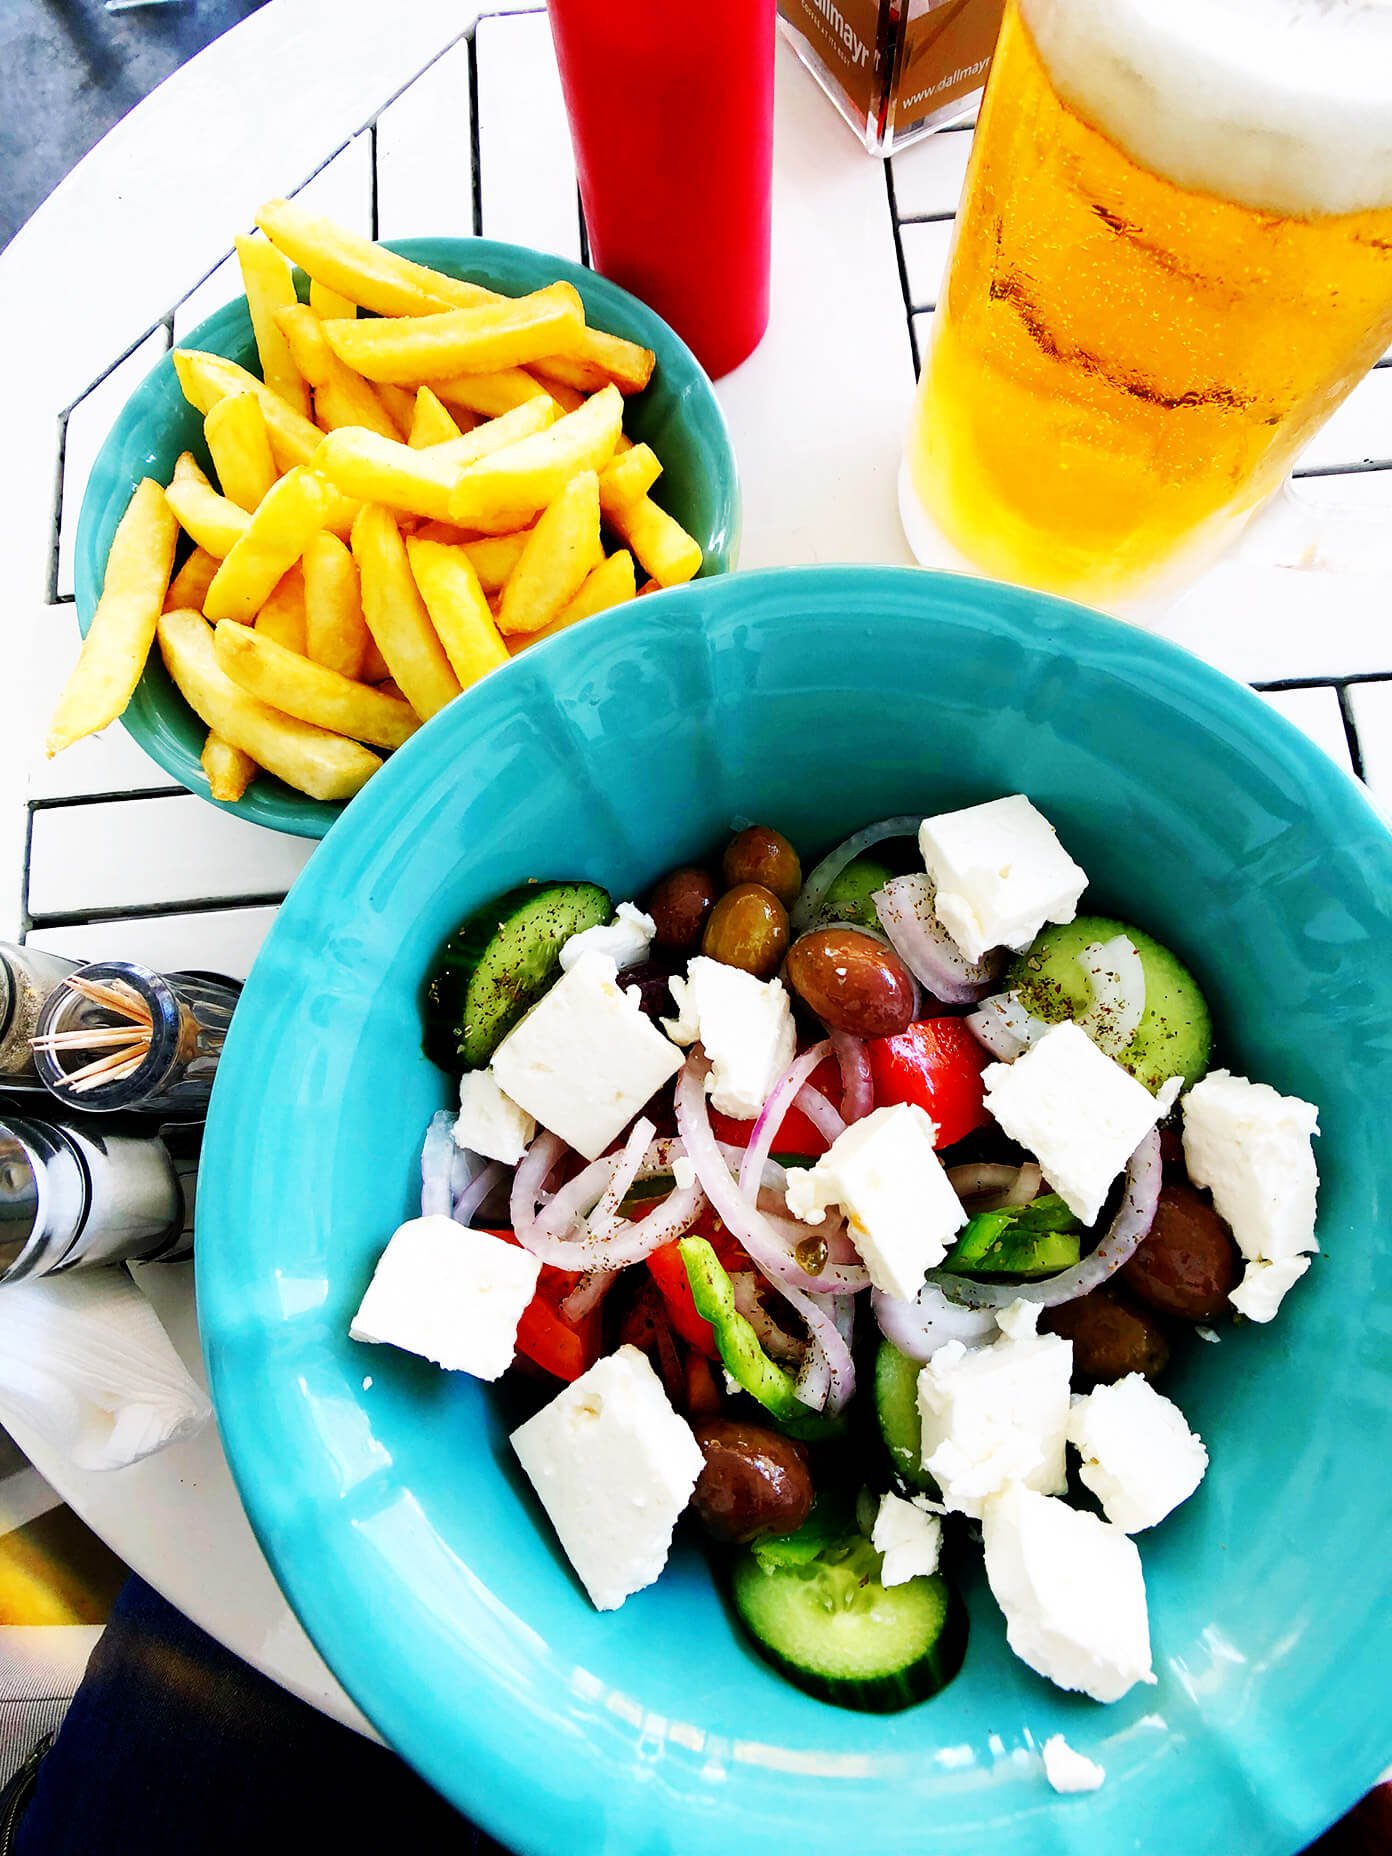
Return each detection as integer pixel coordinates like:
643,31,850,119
485,1227,602,1383
708,1054,842,1159
867,1018,990,1148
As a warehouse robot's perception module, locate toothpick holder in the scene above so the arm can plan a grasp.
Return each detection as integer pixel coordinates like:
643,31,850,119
31,963,242,1118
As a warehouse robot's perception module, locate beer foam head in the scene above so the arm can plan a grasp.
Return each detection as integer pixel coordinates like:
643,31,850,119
1019,0,1392,216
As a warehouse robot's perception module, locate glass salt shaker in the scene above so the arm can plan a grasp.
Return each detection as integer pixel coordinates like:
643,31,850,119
0,945,81,1083
32,962,242,1118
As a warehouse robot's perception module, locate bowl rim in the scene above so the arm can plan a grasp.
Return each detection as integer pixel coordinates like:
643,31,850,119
197,563,1392,1856
72,233,742,838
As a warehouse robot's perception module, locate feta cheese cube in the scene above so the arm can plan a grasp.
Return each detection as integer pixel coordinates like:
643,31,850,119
1229,1254,1311,1323
491,952,683,1161
350,1215,540,1379
510,1345,704,1611
784,1104,966,1301
982,1021,1171,1225
916,1309,1072,1517
1067,1374,1208,1533
871,1490,942,1586
982,1483,1155,1703
918,795,1088,964
1182,1070,1319,1264
662,956,795,1120
454,1069,536,1166
672,1155,697,1191
559,901,656,974
1042,1735,1106,1794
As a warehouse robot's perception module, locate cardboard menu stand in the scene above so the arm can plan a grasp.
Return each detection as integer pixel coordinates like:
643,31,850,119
778,0,1004,153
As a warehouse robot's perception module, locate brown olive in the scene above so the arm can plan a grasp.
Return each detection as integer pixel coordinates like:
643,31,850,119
690,1420,814,1543
1122,1183,1240,1323
723,825,802,907
1043,1285,1170,1385
702,883,789,978
786,928,915,1038
646,866,718,953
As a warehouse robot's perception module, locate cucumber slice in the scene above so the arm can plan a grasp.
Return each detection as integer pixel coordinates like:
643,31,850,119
731,1533,963,1712
811,856,894,933
874,1339,931,1491
423,880,611,1071
1007,915,1212,1093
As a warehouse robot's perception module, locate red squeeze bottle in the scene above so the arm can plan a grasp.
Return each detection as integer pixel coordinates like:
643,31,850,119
547,0,775,380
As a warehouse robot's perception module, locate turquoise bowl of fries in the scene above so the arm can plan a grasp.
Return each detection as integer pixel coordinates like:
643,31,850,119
73,238,741,837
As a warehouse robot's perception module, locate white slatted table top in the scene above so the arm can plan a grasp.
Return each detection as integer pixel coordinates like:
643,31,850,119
1,0,1388,1726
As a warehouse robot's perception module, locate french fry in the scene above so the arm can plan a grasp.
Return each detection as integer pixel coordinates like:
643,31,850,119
408,387,464,447
308,277,356,321
448,384,622,530
598,443,661,515
375,383,416,437
204,467,338,624
165,453,250,558
429,368,553,420
276,303,400,440
509,549,637,653
460,530,532,593
303,531,369,680
361,634,390,683
496,471,603,636
157,607,381,801
257,197,655,398
163,546,219,613
313,397,556,523
351,505,461,719
204,393,277,511
405,537,510,688
413,520,478,546
234,235,311,418
257,198,497,317
532,323,655,397
321,284,586,385
46,478,179,755
173,349,322,470
254,566,308,654
213,620,420,751
608,492,704,588
201,731,257,802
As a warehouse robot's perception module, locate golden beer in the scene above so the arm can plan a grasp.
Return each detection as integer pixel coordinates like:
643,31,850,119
902,0,1392,605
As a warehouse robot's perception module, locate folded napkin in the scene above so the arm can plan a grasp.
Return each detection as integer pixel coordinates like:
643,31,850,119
0,1266,211,1471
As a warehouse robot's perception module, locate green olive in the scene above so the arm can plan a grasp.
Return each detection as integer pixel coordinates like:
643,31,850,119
722,826,802,908
702,883,790,978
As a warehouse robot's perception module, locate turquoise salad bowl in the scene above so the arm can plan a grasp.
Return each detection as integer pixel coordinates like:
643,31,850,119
197,566,1392,1856
74,238,740,838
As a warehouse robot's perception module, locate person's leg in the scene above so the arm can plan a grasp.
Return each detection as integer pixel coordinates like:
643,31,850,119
13,1576,507,1855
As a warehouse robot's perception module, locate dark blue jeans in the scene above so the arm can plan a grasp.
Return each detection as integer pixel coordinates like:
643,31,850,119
14,1577,507,1855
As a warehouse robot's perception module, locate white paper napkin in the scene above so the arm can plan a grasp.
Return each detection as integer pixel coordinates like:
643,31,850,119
0,1266,210,1471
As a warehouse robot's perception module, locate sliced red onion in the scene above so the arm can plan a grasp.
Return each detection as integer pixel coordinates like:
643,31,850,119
730,1273,805,1363
831,1031,873,1124
794,1083,846,1145
454,1161,504,1227
872,1281,998,1362
676,1054,868,1296
873,875,1002,1006
740,1041,833,1200
791,815,924,936
559,1270,617,1322
537,1151,622,1238
788,1284,856,1413
924,1127,1163,1310
588,1117,656,1238
965,990,1051,1060
510,1129,707,1271
946,1159,1044,1212
420,1110,456,1219
1076,935,1146,1058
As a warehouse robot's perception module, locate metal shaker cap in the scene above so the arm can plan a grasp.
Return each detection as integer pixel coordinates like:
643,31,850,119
0,1118,89,1280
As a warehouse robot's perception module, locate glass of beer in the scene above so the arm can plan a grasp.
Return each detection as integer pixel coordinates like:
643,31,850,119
900,0,1392,608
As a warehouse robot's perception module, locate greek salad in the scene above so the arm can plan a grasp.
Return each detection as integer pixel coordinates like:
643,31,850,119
350,795,1321,1769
